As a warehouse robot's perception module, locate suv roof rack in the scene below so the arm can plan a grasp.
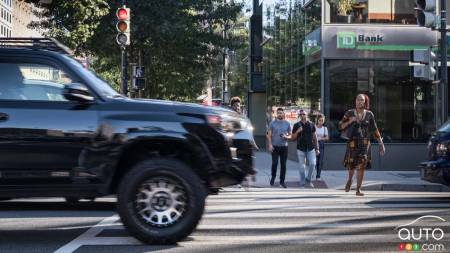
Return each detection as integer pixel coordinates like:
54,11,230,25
0,37,73,55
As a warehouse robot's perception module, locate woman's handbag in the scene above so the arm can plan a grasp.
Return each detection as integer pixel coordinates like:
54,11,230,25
340,124,352,140
340,110,355,140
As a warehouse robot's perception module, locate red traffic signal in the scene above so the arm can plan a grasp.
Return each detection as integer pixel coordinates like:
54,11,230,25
116,7,129,20
116,6,131,46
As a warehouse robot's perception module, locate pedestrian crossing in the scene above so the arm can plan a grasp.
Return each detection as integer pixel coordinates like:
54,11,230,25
55,188,450,252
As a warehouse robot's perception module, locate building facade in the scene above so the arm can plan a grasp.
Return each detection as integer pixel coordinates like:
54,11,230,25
0,0,40,38
261,0,444,170
0,0,12,37
11,0,41,37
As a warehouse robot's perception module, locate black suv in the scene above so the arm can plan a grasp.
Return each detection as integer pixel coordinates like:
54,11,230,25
0,38,255,243
420,120,450,186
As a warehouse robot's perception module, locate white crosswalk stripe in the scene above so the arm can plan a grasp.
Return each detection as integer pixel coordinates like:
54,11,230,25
54,188,450,252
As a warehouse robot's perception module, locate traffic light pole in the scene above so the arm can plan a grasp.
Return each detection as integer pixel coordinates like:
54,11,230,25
121,46,128,96
222,0,228,105
440,0,448,122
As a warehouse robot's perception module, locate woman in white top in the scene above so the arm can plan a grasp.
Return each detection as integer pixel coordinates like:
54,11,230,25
315,114,329,180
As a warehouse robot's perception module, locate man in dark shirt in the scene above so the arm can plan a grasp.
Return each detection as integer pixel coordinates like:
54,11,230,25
290,109,320,187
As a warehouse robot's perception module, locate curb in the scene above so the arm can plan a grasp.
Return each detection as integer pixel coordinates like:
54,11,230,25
361,183,450,192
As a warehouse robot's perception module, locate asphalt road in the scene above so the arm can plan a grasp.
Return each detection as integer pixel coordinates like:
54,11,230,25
0,188,449,253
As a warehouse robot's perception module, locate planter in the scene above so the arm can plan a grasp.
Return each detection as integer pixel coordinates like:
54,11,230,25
336,14,354,24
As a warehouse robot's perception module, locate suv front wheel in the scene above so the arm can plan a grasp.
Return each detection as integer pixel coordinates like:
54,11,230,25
117,158,206,244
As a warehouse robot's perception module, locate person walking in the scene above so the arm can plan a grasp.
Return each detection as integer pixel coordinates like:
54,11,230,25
290,109,319,188
338,94,385,196
267,107,291,188
315,114,329,180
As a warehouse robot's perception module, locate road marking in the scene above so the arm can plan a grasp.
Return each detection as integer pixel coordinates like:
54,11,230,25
204,204,450,211
203,209,446,218
54,215,121,253
43,189,450,250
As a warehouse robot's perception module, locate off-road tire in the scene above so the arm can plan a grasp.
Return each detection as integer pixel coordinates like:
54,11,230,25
117,158,207,244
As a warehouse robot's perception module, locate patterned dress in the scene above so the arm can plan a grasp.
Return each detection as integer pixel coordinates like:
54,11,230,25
340,110,381,170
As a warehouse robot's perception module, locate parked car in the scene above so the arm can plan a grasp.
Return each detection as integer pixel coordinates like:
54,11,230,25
420,121,450,186
0,38,256,244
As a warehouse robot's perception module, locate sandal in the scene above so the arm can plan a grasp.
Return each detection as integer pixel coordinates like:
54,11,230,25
356,190,364,196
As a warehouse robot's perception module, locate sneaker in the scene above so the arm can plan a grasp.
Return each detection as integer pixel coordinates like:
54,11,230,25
307,182,314,188
316,177,321,181
280,182,287,188
269,177,275,186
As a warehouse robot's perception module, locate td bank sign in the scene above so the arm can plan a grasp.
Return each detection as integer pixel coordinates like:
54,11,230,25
335,31,428,51
337,31,383,49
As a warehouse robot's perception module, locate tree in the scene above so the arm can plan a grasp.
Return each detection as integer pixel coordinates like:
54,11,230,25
24,0,243,101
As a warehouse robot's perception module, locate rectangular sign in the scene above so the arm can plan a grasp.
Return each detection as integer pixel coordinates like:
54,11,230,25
303,28,321,56
323,25,438,59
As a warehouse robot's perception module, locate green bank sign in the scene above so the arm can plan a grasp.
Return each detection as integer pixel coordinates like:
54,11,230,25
337,31,428,51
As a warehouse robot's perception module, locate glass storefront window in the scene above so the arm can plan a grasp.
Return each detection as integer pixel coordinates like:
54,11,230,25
305,0,322,34
326,60,436,143
325,0,416,25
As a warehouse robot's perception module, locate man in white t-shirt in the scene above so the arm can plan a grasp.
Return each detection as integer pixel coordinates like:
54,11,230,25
315,114,329,180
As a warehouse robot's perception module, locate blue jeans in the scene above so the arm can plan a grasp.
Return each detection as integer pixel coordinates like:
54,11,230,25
297,149,316,185
316,141,325,178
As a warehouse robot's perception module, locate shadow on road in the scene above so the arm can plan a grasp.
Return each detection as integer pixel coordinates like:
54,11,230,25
0,200,116,211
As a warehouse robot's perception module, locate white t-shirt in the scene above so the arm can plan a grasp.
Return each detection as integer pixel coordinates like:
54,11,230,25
315,126,328,140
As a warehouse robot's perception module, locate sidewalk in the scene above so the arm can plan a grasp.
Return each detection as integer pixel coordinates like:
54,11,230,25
249,151,449,192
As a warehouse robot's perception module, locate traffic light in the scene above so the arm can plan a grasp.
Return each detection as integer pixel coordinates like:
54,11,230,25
132,65,146,90
116,6,130,46
415,0,437,28
411,48,437,81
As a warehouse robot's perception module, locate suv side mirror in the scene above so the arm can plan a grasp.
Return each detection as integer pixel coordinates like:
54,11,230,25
63,83,95,103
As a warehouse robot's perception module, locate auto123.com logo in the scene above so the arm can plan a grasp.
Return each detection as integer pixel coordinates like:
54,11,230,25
395,215,447,252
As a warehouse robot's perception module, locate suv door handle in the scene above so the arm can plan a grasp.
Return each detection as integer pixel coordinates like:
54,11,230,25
0,113,9,121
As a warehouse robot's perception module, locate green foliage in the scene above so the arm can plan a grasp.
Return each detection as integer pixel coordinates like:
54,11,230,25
23,0,244,101
330,0,354,16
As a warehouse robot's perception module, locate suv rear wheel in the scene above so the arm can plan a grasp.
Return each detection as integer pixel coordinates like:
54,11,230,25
117,158,206,244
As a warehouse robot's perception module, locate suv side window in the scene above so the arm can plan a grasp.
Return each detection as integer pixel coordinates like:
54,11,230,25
0,62,78,102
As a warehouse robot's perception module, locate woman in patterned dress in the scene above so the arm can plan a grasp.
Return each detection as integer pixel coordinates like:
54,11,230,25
339,94,385,196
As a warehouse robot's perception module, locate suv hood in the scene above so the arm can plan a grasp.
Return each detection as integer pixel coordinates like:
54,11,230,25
109,97,241,117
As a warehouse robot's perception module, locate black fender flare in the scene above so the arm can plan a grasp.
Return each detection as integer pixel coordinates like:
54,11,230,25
106,130,217,192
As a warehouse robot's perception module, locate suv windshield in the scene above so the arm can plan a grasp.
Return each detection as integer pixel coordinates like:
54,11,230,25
437,120,450,133
61,55,120,97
